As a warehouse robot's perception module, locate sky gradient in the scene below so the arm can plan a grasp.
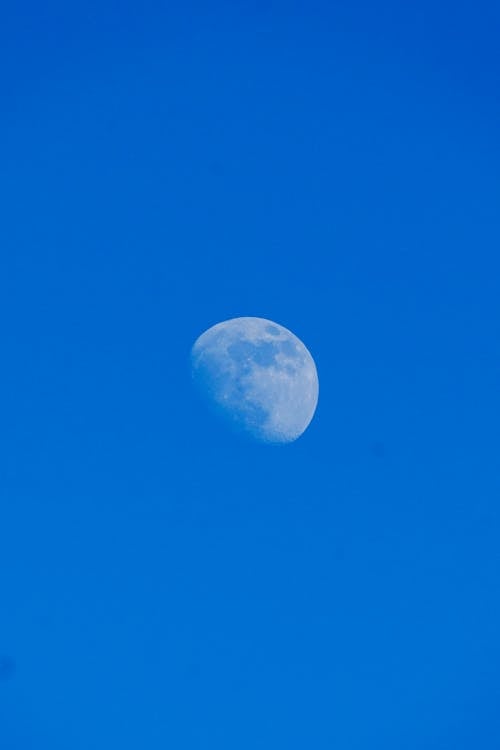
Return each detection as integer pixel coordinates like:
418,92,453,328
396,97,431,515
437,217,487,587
1,1,499,747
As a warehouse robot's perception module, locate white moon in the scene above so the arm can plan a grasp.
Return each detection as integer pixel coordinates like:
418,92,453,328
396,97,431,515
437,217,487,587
190,317,319,444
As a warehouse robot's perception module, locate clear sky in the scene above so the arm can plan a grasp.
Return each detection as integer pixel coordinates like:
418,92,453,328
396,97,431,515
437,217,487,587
1,1,499,747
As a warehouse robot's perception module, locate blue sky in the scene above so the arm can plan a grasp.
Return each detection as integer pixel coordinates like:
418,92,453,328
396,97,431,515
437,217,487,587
1,1,499,747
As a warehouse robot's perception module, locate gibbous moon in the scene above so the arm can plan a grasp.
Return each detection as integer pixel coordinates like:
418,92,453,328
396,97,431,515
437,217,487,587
190,317,319,444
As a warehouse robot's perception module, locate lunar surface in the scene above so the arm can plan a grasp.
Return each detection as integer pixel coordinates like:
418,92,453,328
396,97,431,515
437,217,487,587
190,317,319,444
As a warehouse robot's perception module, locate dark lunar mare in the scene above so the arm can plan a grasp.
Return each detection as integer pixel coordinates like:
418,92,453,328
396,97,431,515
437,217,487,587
190,347,271,440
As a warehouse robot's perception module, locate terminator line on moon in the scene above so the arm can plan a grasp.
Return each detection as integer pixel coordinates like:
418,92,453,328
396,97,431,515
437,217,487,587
190,317,319,444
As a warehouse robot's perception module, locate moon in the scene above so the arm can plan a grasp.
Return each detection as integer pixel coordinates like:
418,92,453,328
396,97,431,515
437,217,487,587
190,317,319,444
